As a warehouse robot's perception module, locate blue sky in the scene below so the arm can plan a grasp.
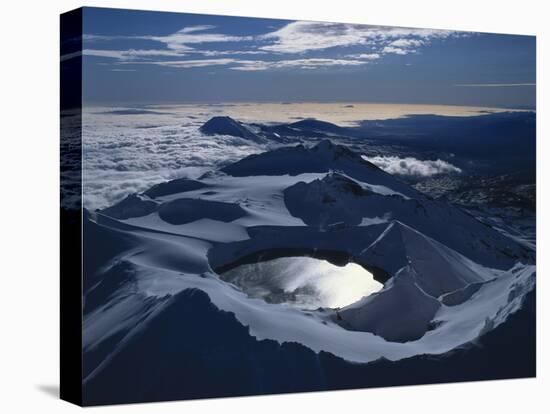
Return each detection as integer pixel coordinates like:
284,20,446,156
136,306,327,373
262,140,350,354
73,7,536,107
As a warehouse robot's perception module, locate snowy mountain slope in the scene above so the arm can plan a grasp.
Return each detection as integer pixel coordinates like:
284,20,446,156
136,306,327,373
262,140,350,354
281,167,531,269
83,208,534,368
82,282,536,406
85,139,536,387
222,140,420,197
144,178,208,198
359,221,492,297
337,266,442,342
100,194,159,220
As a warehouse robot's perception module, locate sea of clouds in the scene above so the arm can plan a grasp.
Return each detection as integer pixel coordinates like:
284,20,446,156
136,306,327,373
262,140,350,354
82,106,267,210
79,105,464,210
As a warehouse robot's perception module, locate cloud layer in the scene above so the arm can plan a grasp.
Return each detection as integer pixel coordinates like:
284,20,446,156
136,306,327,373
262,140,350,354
65,21,464,71
81,106,268,210
363,155,462,177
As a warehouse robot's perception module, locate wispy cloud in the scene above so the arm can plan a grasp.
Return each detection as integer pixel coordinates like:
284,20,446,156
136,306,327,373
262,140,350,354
83,34,128,41
197,49,268,56
346,53,381,60
84,25,251,53
77,22,466,70
144,26,252,51
177,25,216,33
258,21,458,54
124,57,369,71
454,83,536,87
79,25,266,63
83,49,187,59
128,58,238,68
231,58,368,71
69,48,268,63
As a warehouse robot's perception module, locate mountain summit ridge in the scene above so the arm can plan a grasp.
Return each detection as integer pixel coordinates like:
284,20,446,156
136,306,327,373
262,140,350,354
200,116,265,143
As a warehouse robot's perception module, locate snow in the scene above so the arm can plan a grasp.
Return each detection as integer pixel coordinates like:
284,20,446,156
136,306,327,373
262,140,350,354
283,173,409,228
375,222,492,297
281,171,532,269
338,266,441,342
80,104,531,210
144,178,208,198
84,254,535,369
100,194,159,219
124,213,251,243
85,139,536,373
222,140,420,198
158,198,247,225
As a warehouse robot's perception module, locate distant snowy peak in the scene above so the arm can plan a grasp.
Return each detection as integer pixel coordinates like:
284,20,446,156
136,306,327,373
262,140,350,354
288,118,349,134
222,139,372,172
311,139,366,162
222,140,419,198
200,116,266,143
306,172,373,197
283,172,406,228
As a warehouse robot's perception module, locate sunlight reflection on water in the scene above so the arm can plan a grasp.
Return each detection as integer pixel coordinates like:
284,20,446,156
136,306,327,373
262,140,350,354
220,256,383,310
